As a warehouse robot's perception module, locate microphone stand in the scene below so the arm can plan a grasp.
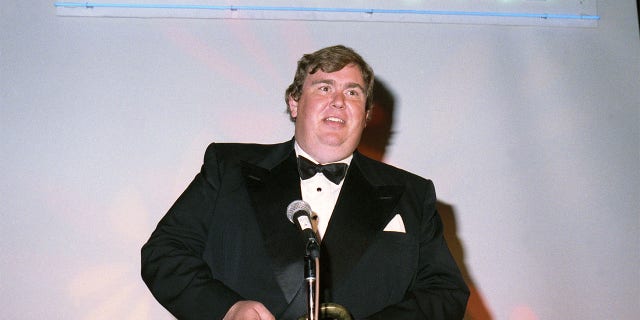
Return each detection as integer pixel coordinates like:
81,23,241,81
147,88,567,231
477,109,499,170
304,241,320,320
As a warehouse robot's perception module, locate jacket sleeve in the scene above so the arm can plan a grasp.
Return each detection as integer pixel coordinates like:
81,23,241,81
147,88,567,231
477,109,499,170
365,180,469,320
141,143,242,320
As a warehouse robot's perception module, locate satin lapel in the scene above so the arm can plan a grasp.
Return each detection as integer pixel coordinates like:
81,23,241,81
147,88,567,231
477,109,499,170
320,160,404,293
242,148,305,304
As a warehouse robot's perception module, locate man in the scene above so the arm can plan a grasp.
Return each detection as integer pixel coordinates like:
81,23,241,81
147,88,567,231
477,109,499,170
141,45,469,320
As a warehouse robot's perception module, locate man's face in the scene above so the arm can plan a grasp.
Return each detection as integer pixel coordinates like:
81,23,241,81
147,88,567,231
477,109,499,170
288,64,369,163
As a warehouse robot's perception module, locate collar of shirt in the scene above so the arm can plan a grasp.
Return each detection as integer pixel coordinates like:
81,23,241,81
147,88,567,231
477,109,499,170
294,142,353,170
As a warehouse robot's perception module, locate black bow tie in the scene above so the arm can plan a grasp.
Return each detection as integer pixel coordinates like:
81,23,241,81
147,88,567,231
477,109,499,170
297,156,348,185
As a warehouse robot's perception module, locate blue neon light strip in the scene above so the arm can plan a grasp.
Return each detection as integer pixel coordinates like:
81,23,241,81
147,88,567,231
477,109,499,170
54,2,601,20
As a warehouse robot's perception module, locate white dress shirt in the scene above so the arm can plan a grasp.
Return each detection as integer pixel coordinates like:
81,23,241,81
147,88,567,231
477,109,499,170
294,142,352,240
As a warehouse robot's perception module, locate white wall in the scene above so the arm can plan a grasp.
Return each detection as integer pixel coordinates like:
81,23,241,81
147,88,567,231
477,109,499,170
2,1,638,319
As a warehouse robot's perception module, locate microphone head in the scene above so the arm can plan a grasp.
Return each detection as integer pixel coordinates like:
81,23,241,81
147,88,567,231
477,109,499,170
286,200,311,223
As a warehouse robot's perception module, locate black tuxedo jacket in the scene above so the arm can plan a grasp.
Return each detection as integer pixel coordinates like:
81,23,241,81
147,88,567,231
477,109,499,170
141,140,468,320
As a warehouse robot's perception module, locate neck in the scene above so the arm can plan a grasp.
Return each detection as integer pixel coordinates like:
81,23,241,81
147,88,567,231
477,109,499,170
295,141,353,164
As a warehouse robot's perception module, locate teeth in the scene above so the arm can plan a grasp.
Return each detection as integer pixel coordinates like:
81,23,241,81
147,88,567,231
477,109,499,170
326,117,345,123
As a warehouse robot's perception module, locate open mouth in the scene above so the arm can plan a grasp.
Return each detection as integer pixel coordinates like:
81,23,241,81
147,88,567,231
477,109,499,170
325,117,345,124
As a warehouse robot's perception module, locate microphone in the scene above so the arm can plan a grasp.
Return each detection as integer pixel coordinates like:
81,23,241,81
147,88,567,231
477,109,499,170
287,200,320,258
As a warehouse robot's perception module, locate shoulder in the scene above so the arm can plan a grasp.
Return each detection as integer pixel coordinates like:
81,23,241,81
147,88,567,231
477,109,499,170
204,141,279,157
203,140,294,166
354,152,434,191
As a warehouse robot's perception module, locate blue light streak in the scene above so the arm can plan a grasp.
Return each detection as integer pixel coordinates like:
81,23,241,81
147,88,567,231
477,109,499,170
53,2,601,21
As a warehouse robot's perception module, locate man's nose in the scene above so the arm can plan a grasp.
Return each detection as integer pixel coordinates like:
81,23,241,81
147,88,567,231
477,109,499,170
331,92,345,109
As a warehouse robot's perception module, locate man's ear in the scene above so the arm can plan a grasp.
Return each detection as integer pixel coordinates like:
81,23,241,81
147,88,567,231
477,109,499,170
288,95,299,118
365,109,372,126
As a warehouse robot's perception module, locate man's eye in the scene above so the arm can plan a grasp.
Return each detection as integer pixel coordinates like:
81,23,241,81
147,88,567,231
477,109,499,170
319,86,330,92
346,90,360,96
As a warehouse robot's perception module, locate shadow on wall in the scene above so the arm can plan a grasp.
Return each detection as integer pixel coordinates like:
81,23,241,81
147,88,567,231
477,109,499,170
358,79,396,161
358,79,493,320
438,202,493,320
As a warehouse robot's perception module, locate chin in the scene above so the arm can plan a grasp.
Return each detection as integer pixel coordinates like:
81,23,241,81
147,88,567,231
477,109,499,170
318,136,347,147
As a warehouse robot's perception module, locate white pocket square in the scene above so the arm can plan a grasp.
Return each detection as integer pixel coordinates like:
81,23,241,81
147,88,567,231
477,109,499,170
383,214,405,233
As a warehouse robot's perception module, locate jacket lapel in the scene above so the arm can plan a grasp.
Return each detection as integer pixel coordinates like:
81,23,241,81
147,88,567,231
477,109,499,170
241,141,306,305
320,154,404,296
